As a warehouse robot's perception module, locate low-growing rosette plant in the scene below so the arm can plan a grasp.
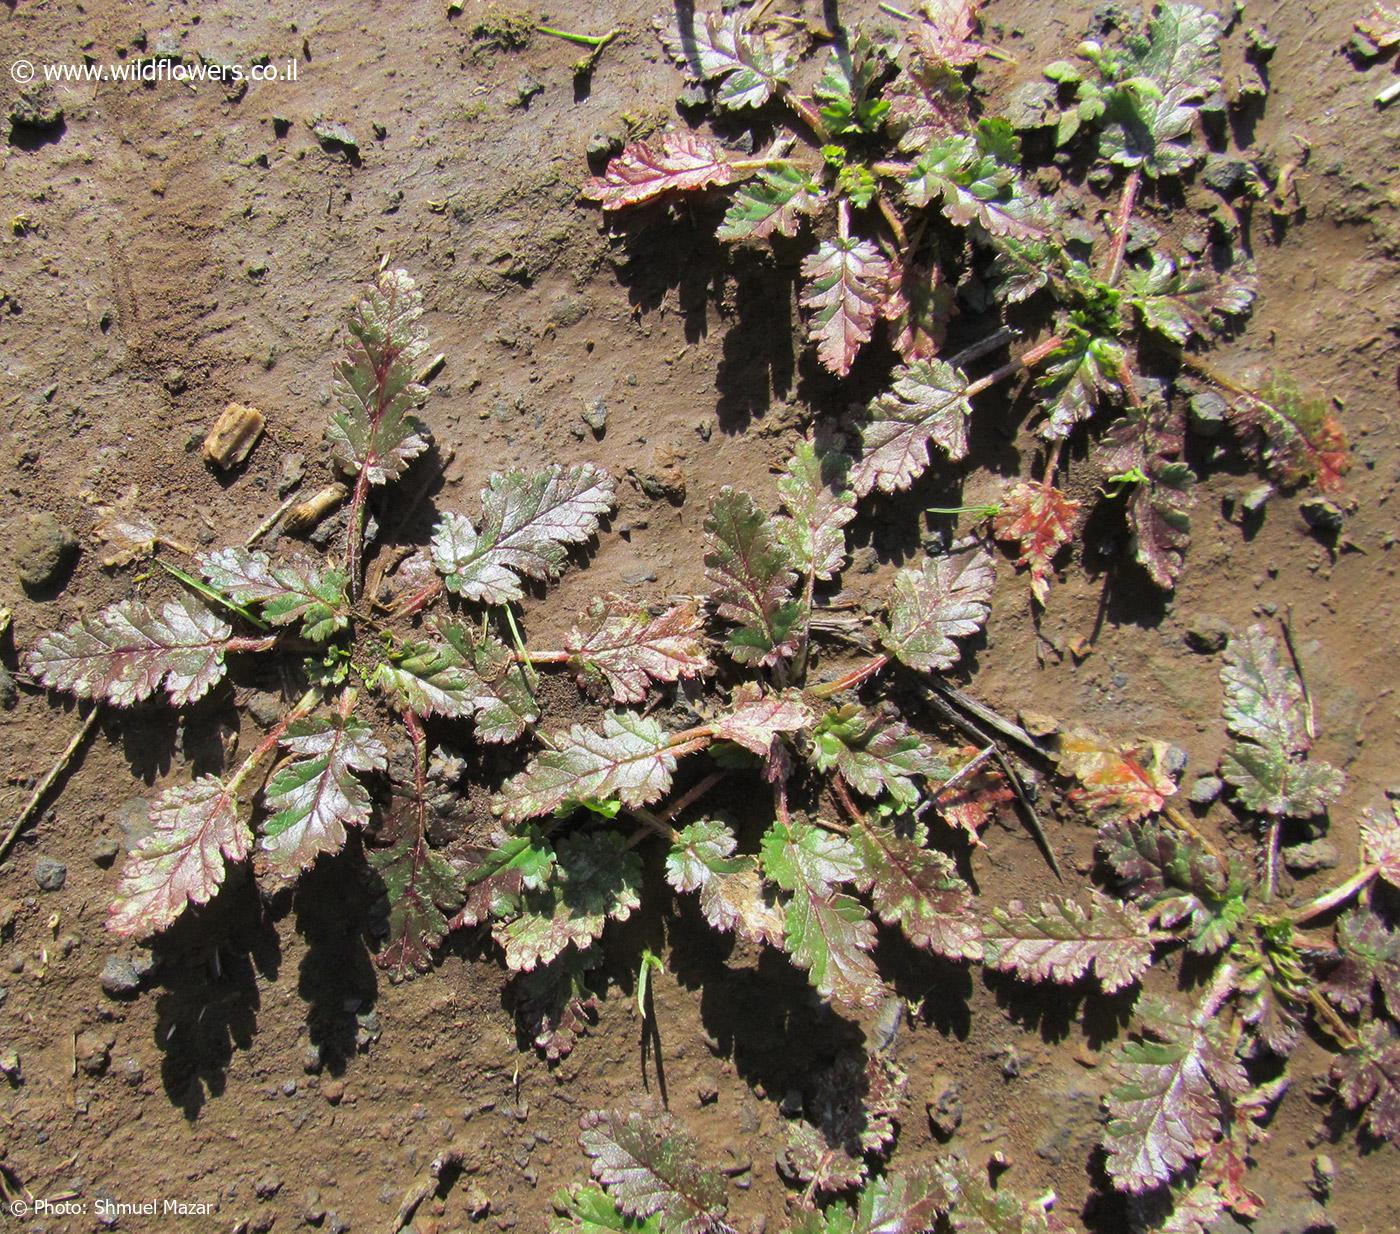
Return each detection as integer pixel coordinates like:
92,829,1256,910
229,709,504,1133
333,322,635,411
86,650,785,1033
584,0,1349,603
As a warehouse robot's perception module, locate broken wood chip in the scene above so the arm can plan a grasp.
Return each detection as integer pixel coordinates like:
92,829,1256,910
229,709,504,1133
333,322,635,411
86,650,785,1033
283,483,348,535
202,403,266,470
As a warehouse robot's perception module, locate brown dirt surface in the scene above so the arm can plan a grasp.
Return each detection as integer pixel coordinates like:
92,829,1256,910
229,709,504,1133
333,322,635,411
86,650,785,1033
1,2,1398,1232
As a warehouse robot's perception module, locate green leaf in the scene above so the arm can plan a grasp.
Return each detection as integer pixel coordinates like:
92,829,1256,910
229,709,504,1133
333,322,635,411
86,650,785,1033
197,547,349,642
655,8,794,109
667,820,785,946
851,820,982,960
815,34,891,135
884,53,969,152
937,1156,1061,1233
784,887,884,1009
1124,254,1254,345
983,891,1154,993
376,625,539,740
812,705,949,809
901,135,1044,240
1035,324,1124,439
327,268,431,486
453,828,556,927
1219,625,1343,817
108,776,250,937
578,1108,729,1231
582,133,737,209
800,236,894,377
1097,3,1223,178
717,165,826,242
880,542,994,672
713,683,812,756
565,596,710,705
550,1184,661,1233
774,438,856,582
28,594,234,707
1104,996,1248,1193
493,833,642,971
761,820,862,896
369,815,465,981
431,464,615,604
851,358,973,496
494,712,699,823
261,714,387,874
703,486,804,667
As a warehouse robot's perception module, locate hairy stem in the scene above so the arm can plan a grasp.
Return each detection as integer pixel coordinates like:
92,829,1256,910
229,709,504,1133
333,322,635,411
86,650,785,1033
810,654,890,698
1290,865,1378,924
1102,167,1142,288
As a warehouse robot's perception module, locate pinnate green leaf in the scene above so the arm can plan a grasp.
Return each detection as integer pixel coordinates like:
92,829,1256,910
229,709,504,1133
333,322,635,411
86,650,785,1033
775,438,856,582
983,890,1154,992
851,358,973,496
761,821,862,896
108,776,250,937
582,133,736,210
550,1182,661,1233
327,267,430,486
813,706,950,810
29,594,234,707
703,487,803,667
800,237,893,377
565,596,710,705
494,833,642,972
880,543,994,672
431,464,615,604
494,712,699,823
577,1107,729,1232
655,8,794,109
784,887,884,1009
717,166,826,242
1219,625,1343,817
668,820,784,946
261,714,387,874
369,811,465,980
851,820,981,960
376,625,538,740
198,547,348,642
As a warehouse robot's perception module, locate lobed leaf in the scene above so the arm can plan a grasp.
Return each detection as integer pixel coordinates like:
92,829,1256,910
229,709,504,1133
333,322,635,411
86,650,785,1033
880,542,993,672
578,1108,730,1233
713,683,812,756
1104,998,1248,1193
800,237,893,377
453,828,556,928
655,8,793,109
703,487,803,666
993,481,1080,606
494,833,642,972
376,624,539,740
761,820,862,896
717,165,826,242
495,711,699,823
29,594,234,707
517,951,600,1064
1219,625,1343,818
851,359,973,496
108,776,250,937
901,134,1043,240
1324,907,1400,1018
884,50,970,152
1330,1019,1400,1143
851,820,982,959
1035,326,1124,439
1224,373,1349,494
1123,254,1254,346
908,0,987,68
812,705,949,810
775,438,856,582
327,268,431,486
431,464,615,605
198,547,349,642
983,891,1155,993
566,596,710,705
937,1156,1066,1234
814,33,891,136
261,714,387,874
668,820,785,946
582,133,736,210
1362,800,1400,888
1056,728,1179,824
370,805,464,981
550,1182,661,1233
784,887,885,1009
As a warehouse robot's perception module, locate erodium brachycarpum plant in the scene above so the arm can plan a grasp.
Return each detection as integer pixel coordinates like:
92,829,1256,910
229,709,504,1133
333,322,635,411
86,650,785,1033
585,0,1349,599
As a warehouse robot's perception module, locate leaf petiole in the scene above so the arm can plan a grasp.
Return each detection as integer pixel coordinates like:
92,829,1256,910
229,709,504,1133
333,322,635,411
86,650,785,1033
159,560,270,630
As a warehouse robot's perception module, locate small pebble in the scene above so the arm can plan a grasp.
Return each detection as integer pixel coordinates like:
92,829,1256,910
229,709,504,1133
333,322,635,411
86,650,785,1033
15,513,78,593
34,856,67,892
90,838,121,867
1189,775,1223,805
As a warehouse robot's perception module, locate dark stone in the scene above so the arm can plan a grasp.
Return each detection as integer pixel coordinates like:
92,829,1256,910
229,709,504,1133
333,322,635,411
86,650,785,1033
1184,614,1231,654
15,512,78,593
34,856,66,892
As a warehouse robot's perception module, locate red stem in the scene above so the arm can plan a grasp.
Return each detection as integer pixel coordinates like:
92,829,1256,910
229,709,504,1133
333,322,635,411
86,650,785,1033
810,654,890,698
1102,167,1142,289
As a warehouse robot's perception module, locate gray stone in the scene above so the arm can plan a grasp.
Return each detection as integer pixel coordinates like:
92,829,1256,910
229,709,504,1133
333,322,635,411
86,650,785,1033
586,131,622,160
1184,614,1231,654
1188,390,1229,435
1203,154,1249,196
34,856,66,892
1300,497,1344,536
1283,839,1340,872
15,512,78,592
90,837,120,867
245,690,285,728
9,86,63,133
100,955,142,997
1189,775,1223,805
113,798,153,852
581,397,607,436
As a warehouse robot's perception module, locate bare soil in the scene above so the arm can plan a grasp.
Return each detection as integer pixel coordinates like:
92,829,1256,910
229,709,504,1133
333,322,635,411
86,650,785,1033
1,2,1398,1232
